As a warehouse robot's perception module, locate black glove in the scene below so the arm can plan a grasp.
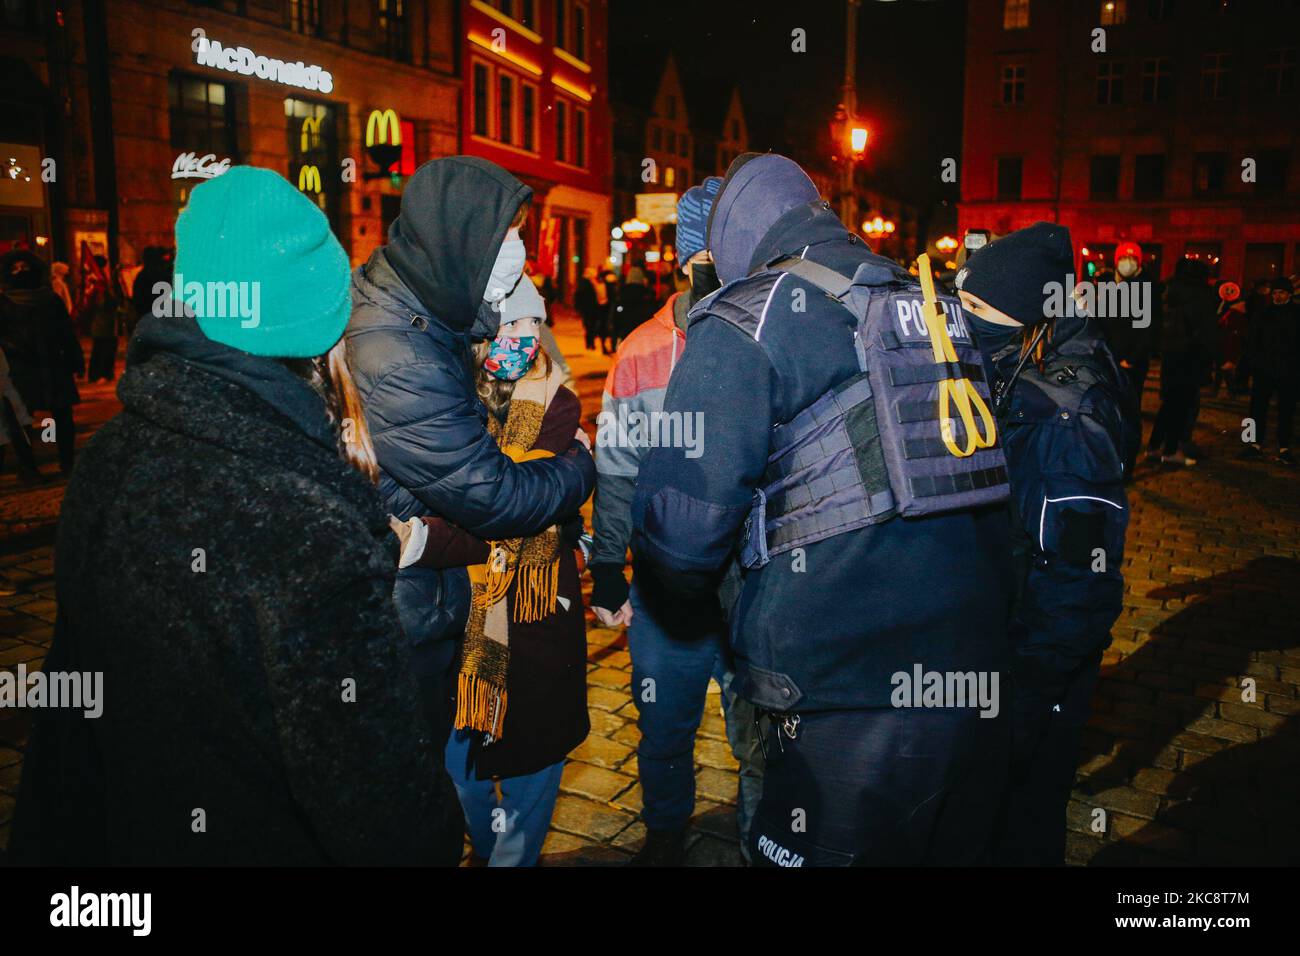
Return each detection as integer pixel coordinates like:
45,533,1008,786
589,562,629,613
558,513,585,549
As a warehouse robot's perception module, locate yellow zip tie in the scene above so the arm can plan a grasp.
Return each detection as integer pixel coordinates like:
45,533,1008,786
917,253,997,458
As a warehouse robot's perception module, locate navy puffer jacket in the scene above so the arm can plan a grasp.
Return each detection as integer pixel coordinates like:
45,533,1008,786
345,157,595,679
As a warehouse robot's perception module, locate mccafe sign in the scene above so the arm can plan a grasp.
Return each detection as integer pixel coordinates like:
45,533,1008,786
172,152,231,180
192,29,334,94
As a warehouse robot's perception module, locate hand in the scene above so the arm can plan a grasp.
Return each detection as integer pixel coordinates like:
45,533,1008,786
388,515,412,553
573,427,592,452
593,601,633,628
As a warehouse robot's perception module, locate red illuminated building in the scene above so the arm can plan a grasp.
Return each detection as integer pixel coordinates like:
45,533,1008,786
461,0,612,301
959,0,1300,282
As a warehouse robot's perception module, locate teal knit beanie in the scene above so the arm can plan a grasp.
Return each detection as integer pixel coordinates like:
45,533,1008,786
173,166,351,358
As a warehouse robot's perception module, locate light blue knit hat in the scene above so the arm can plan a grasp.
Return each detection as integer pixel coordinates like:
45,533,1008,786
675,176,723,264
173,166,351,358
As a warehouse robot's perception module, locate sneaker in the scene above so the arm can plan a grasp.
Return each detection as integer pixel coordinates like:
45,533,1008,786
1280,448,1296,466
1161,452,1197,467
625,828,686,867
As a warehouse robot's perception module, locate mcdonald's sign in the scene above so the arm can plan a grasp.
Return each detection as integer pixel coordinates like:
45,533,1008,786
299,115,322,153
365,108,403,176
297,164,322,194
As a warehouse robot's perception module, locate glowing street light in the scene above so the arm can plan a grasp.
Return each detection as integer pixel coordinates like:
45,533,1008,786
850,126,869,156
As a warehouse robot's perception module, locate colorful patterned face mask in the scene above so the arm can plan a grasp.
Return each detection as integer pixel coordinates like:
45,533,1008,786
484,335,540,381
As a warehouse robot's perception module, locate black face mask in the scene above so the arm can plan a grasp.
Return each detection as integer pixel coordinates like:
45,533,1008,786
689,260,720,303
965,310,1020,359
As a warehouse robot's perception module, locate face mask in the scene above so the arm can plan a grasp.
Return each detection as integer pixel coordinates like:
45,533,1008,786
966,311,1020,358
689,261,721,303
484,335,539,381
485,236,527,305
1117,258,1139,278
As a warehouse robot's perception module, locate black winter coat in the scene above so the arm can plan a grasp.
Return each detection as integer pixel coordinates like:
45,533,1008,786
0,287,83,409
345,157,595,682
8,313,464,865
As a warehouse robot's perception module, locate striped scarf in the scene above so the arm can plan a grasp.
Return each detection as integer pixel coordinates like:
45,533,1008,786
454,361,567,742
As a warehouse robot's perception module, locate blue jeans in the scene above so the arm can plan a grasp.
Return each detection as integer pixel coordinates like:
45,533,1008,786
444,728,564,867
628,580,764,844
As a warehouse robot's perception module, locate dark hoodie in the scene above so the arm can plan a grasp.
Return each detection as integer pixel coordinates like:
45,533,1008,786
10,311,464,864
345,157,595,682
632,154,1014,712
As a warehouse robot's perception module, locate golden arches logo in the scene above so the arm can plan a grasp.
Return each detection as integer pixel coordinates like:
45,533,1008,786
297,164,322,194
299,115,322,152
365,109,401,148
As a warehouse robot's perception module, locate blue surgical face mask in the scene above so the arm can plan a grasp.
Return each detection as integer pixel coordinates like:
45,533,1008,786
485,236,527,305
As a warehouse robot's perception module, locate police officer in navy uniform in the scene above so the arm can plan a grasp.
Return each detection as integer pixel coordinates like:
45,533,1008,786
955,223,1130,865
631,153,1016,865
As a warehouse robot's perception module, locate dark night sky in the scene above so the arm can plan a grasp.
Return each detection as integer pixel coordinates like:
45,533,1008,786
608,0,967,209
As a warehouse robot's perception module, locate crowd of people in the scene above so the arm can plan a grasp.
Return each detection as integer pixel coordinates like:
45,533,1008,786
0,150,1287,868
1089,241,1300,469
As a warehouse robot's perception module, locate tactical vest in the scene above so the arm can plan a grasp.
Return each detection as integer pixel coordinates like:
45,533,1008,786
727,256,1010,569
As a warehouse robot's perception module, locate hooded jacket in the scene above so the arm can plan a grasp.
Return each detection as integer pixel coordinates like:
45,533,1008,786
973,311,1129,708
0,286,83,409
10,312,464,864
631,156,1014,712
345,157,595,680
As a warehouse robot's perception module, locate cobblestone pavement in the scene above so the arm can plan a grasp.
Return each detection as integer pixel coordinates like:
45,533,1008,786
2,313,1297,866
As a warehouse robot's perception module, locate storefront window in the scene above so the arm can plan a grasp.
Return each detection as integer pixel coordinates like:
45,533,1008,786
168,74,238,208
285,98,340,236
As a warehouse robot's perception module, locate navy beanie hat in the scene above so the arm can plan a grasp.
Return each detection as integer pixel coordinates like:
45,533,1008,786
675,176,723,264
956,221,1075,326
707,153,821,284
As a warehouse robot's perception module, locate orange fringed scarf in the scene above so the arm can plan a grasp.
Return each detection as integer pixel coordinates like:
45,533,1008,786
455,361,567,742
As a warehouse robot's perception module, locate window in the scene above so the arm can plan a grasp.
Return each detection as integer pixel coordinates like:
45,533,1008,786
473,63,490,137
1096,61,1124,104
168,74,237,158
1140,58,1169,103
1183,242,1221,278
555,0,566,53
1265,48,1296,97
496,0,535,29
521,84,536,152
285,97,339,231
1134,153,1166,199
289,0,320,35
573,2,587,61
666,129,676,154
1001,64,1026,104
651,125,662,151
1089,155,1121,199
498,74,515,146
996,156,1023,199
378,0,407,62
1256,149,1288,196
555,99,568,163
1201,52,1232,101
471,59,538,153
574,107,588,169
680,133,689,158
1193,152,1226,194
1099,0,1127,24
664,166,675,188
1003,0,1030,29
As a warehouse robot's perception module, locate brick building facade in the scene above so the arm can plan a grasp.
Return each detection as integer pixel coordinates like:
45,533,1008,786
959,0,1300,282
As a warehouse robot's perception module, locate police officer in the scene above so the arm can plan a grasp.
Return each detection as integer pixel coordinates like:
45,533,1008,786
631,153,1015,865
955,223,1130,865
